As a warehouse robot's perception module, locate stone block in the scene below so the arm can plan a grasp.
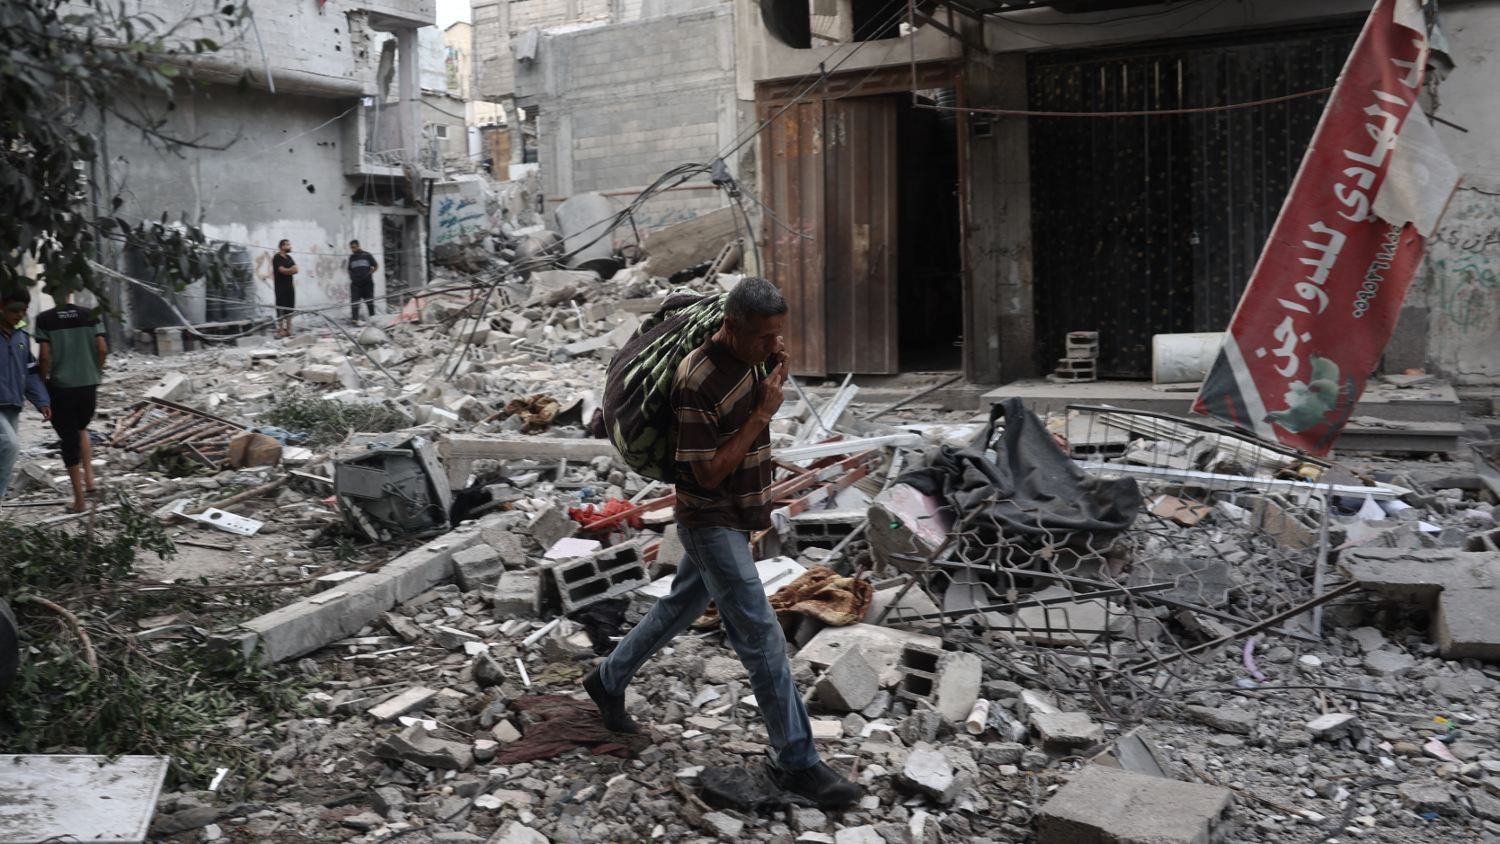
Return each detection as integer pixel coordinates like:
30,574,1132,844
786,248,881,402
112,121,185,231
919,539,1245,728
1340,548,1500,660
867,484,950,573
145,372,192,401
1363,649,1417,677
493,571,541,618
1306,712,1357,741
453,545,504,592
814,646,879,712
1037,765,1232,844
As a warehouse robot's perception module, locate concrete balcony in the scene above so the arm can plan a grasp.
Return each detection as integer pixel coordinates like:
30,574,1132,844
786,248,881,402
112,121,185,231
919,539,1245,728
356,0,436,30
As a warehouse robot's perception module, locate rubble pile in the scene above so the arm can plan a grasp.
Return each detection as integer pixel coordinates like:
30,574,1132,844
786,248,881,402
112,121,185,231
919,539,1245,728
6,259,1500,843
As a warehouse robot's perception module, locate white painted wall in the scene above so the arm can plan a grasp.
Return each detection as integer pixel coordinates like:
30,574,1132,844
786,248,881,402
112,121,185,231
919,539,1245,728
1412,0,1500,384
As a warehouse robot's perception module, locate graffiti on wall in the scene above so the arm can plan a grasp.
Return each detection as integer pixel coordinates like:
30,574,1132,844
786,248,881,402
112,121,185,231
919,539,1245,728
1426,186,1500,337
431,180,490,247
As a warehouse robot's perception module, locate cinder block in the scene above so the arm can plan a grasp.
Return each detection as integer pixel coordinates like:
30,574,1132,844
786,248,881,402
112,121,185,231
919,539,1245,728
1038,765,1232,844
541,539,649,612
895,645,982,723
493,571,542,618
1466,527,1500,553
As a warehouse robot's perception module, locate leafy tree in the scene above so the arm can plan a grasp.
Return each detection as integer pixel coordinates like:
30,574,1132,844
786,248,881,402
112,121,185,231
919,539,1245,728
0,0,249,297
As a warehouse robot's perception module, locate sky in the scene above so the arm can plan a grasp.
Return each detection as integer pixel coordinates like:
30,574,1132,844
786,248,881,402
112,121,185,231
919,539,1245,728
437,0,471,28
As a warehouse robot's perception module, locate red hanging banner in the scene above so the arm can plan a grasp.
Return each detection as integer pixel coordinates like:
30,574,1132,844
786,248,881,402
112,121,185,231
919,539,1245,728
1193,0,1454,455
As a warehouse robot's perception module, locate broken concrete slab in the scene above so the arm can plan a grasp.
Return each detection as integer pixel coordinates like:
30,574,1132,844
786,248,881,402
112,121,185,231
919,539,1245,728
1340,547,1500,659
814,646,879,712
864,584,942,629
985,586,1128,647
639,206,739,277
1363,649,1417,677
145,372,191,401
209,516,494,664
373,724,474,771
1037,765,1232,844
1184,705,1257,736
1306,713,1358,741
368,687,439,722
439,435,619,489
1127,557,1238,608
795,624,944,689
0,754,169,844
1030,711,1105,751
897,743,959,804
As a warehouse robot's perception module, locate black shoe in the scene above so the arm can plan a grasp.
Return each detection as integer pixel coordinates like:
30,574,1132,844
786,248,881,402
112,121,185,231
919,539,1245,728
583,667,640,734
770,760,865,809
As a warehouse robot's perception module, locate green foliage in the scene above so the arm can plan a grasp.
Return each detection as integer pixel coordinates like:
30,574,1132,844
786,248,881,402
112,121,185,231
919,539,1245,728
0,494,176,596
0,0,248,298
0,498,309,789
264,389,410,448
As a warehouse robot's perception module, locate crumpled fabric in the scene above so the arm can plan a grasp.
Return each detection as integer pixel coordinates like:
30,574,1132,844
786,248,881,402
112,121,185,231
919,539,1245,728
692,565,873,630
494,695,652,765
569,498,643,530
499,394,562,433
896,397,1142,552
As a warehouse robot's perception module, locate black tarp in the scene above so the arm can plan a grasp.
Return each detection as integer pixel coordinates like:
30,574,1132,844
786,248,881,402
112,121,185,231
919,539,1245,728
896,397,1142,551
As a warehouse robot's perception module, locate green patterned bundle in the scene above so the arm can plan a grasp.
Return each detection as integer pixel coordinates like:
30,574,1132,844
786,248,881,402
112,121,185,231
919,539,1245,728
602,291,727,482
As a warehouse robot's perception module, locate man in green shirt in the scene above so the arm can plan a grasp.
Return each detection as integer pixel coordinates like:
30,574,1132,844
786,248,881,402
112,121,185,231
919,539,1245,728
35,289,107,512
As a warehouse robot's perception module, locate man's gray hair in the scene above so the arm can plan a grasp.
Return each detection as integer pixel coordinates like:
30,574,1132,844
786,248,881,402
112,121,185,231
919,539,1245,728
725,277,788,324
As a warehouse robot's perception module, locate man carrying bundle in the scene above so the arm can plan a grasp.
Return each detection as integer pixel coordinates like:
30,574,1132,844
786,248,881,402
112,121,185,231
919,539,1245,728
585,277,863,808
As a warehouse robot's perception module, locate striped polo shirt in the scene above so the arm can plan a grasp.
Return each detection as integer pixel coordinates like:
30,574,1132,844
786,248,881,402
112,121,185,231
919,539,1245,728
672,339,773,531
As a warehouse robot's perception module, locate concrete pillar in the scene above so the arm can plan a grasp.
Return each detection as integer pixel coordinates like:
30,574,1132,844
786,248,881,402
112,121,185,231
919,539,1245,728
963,52,1034,385
397,27,422,172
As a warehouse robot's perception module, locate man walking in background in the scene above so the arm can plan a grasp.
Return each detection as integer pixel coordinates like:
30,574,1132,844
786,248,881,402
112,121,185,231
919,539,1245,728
0,290,51,503
347,239,379,325
583,277,863,809
272,239,298,338
35,288,107,513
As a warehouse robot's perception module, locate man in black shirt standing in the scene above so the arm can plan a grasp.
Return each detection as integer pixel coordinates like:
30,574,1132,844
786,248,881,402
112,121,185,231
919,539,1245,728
271,239,298,339
347,240,379,325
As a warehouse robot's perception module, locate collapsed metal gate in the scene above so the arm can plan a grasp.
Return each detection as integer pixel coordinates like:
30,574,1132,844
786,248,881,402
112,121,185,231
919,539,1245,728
1027,24,1359,378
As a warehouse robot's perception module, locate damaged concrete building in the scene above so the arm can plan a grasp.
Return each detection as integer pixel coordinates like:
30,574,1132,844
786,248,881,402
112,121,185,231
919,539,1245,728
499,0,1500,389
87,0,439,345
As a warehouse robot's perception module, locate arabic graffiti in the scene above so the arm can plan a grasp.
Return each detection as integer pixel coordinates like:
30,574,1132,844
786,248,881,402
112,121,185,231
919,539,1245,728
432,193,488,247
1425,187,1500,337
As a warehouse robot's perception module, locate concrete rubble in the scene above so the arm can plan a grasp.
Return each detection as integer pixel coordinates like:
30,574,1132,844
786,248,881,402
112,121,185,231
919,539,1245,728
7,250,1500,844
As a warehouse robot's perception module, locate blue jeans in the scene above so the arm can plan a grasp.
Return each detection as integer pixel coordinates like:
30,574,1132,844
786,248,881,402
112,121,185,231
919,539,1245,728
598,524,819,770
0,406,20,502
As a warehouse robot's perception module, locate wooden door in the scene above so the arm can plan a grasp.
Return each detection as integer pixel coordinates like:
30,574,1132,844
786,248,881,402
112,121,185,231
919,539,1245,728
824,96,899,374
761,99,828,376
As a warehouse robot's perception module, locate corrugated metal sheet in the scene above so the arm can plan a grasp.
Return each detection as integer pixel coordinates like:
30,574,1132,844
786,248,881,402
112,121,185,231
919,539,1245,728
1027,25,1358,378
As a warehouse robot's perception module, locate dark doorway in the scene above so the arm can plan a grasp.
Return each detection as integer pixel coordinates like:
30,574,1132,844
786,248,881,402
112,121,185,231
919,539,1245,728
382,214,413,307
897,91,963,371
1027,24,1359,378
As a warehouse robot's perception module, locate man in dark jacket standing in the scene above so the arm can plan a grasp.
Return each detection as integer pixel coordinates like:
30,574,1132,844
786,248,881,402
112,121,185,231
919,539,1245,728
347,240,379,325
0,290,51,502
